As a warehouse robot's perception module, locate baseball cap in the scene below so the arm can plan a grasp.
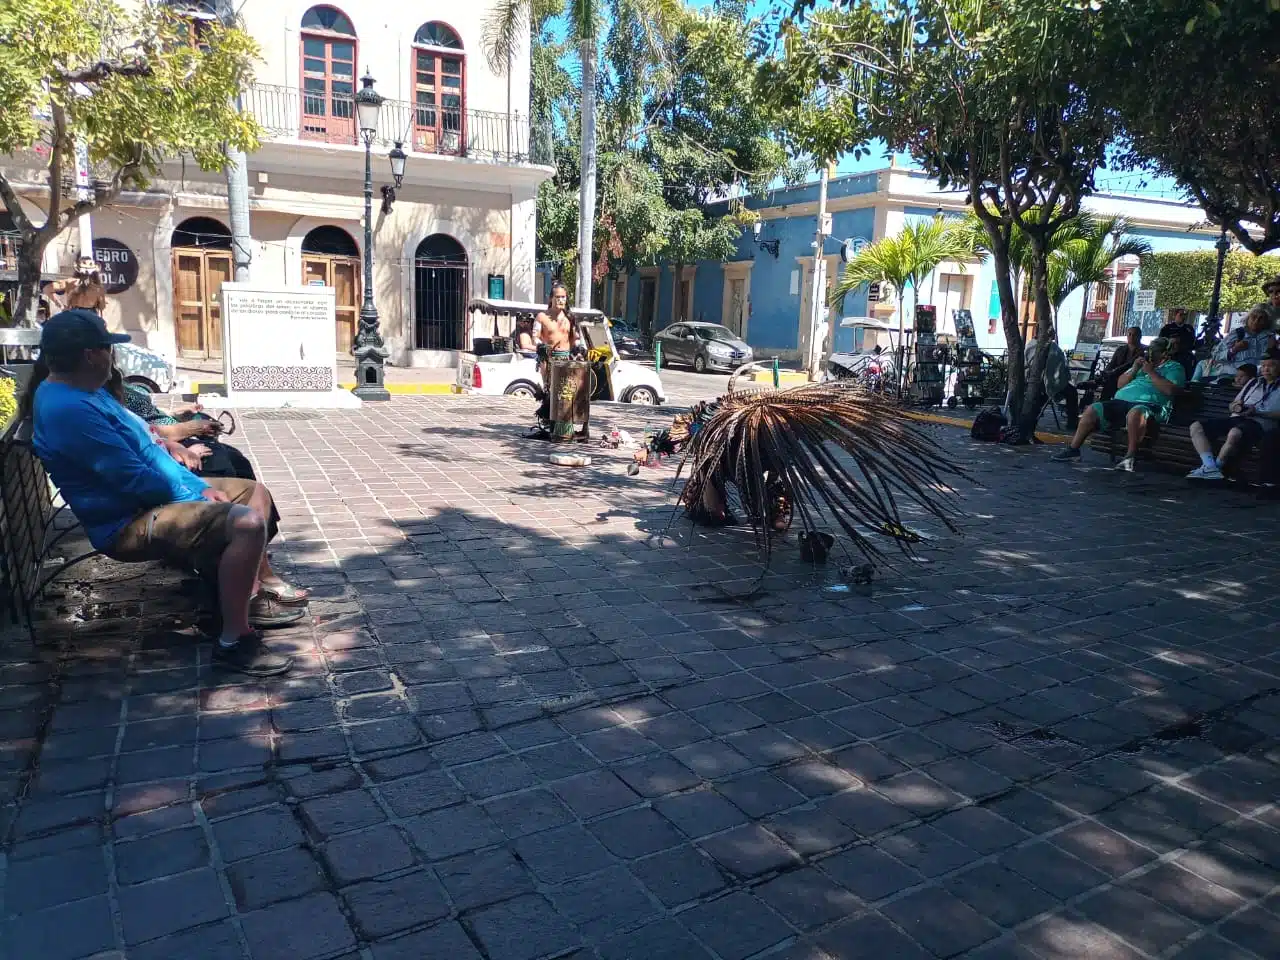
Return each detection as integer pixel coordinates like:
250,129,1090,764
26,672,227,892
40,308,131,355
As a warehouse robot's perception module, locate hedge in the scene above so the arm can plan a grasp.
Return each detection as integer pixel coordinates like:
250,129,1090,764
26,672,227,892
1138,251,1279,314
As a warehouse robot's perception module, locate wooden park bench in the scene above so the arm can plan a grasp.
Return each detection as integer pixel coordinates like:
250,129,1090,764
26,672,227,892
1087,382,1265,483
0,417,101,638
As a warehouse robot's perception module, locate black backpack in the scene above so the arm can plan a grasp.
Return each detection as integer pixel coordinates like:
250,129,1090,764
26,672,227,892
970,407,1006,442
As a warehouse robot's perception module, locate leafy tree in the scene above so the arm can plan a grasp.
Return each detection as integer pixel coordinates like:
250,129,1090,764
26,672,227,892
1139,249,1276,315
764,1,1115,429
0,0,259,325
1099,0,1280,254
485,0,680,309
828,217,972,345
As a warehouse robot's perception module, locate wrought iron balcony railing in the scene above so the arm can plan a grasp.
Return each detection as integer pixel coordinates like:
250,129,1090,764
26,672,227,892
243,83,551,166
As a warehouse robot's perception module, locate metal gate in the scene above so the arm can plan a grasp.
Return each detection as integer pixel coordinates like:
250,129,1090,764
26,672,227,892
412,258,469,351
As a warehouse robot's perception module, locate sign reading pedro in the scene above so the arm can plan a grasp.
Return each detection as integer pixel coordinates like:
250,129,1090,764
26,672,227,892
92,239,138,294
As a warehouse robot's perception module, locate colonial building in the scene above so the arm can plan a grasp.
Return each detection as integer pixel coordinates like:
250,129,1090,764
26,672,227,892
2,2,552,366
603,165,1227,360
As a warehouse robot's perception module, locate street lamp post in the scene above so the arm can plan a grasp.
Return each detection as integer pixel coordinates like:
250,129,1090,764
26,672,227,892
1204,225,1231,348
352,71,391,401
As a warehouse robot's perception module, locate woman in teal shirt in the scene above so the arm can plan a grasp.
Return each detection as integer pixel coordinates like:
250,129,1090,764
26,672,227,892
1052,337,1186,471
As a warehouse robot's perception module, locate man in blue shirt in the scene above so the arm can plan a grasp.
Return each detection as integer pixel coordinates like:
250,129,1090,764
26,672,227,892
31,309,305,676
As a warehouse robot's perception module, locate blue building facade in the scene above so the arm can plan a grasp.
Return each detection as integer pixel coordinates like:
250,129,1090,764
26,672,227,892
600,166,1230,361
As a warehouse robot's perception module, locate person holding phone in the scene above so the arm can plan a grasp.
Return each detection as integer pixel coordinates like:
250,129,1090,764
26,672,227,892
1187,354,1280,480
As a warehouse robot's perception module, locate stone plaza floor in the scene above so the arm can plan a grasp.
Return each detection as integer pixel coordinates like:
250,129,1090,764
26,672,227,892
1,395,1278,960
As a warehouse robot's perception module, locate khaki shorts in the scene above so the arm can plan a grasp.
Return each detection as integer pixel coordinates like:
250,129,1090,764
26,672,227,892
108,478,275,571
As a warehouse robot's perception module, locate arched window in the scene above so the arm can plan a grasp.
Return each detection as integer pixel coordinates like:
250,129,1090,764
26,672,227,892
172,216,231,249
300,6,357,144
302,225,359,257
413,233,469,351
411,22,465,156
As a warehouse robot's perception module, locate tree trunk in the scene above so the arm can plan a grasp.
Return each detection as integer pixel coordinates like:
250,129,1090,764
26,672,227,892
1017,252,1054,435
989,244,1023,416
575,38,598,311
13,236,47,328
670,261,682,327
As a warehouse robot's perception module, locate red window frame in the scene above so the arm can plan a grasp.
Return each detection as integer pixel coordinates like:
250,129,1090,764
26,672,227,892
299,8,358,145
411,24,465,156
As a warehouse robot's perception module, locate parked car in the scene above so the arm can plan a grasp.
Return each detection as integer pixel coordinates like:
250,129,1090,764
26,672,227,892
456,300,666,405
653,322,752,373
113,342,176,393
608,319,650,360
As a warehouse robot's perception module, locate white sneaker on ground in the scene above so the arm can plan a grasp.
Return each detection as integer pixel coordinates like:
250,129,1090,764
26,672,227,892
1186,463,1224,480
1115,456,1136,473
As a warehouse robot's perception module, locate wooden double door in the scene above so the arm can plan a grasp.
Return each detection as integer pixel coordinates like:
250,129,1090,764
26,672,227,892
173,248,231,359
303,254,360,354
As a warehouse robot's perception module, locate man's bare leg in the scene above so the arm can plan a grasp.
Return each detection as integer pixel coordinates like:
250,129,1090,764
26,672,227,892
217,504,267,644
242,481,309,601
1125,407,1147,458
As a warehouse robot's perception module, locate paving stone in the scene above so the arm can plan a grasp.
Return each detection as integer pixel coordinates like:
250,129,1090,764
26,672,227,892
932,807,1031,854
483,787,576,839
547,864,661,941
679,891,794,960
227,846,327,910
117,867,229,944
1049,821,1157,878
467,893,581,960
757,867,863,930
823,788,917,836
322,823,415,884
1074,886,1199,956
614,755,701,797
299,789,386,837
452,755,539,798
404,804,504,860
130,920,244,960
513,823,616,883
882,885,1002,956
944,863,1059,929
370,921,484,960
213,805,305,862
588,806,684,859
375,769,463,817
767,806,859,856
631,845,728,906
3,845,108,913
1001,842,1110,900
698,823,802,878
435,846,534,911
879,824,981,878
816,912,933,960
1015,913,1148,960
671,739,754,779
341,868,450,939
874,771,968,817
1,895,115,960
597,919,715,960
518,740,600,781
819,845,924,902
654,788,749,839
240,892,358,960
716,770,807,818
551,770,642,818
1122,861,1246,924
830,743,909,783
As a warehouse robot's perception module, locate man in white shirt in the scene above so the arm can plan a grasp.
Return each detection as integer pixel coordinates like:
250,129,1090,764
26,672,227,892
1187,354,1280,480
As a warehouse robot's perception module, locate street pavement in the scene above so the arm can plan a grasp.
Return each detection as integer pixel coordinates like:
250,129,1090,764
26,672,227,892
1,395,1278,960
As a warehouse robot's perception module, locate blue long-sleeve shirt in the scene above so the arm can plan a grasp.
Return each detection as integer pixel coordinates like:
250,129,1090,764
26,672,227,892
32,380,209,550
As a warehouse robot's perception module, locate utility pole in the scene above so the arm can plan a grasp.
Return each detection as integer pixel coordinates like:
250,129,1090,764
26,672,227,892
806,165,830,381
218,1,251,283
74,141,94,262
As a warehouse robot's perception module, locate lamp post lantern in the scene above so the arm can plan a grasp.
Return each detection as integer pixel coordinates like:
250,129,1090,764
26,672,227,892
1204,225,1231,348
352,71,391,401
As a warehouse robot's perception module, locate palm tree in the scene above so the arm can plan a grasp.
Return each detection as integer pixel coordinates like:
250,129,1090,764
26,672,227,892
1045,214,1152,330
829,217,973,347
485,0,676,309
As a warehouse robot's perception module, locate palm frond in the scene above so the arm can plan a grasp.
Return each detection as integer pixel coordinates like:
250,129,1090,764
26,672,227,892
483,0,533,75
676,382,967,566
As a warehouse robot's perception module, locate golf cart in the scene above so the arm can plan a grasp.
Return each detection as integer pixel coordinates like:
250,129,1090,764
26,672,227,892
826,317,899,388
456,298,666,405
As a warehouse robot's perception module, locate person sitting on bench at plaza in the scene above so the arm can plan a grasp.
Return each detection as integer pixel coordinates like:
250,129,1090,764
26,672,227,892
1051,336,1186,470
1192,305,1277,382
1093,326,1145,401
1159,307,1198,380
1024,329,1078,430
28,308,307,677
1185,354,1280,480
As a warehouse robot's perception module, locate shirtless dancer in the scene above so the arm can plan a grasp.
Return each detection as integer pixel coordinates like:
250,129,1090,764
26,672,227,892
533,283,581,437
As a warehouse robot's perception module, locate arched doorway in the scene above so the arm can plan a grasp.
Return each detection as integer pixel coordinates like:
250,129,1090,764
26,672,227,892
302,225,360,353
413,234,468,350
172,216,232,358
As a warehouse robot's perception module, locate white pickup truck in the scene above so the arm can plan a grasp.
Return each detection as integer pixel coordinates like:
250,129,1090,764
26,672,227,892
455,300,665,405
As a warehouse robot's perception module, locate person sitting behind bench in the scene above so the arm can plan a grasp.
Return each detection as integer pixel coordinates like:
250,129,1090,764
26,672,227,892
1094,326,1145,401
1192,306,1276,382
28,309,306,677
1051,336,1186,471
1186,354,1280,480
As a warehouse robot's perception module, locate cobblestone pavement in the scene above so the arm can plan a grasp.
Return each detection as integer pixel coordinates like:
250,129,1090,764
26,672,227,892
2,396,1278,960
